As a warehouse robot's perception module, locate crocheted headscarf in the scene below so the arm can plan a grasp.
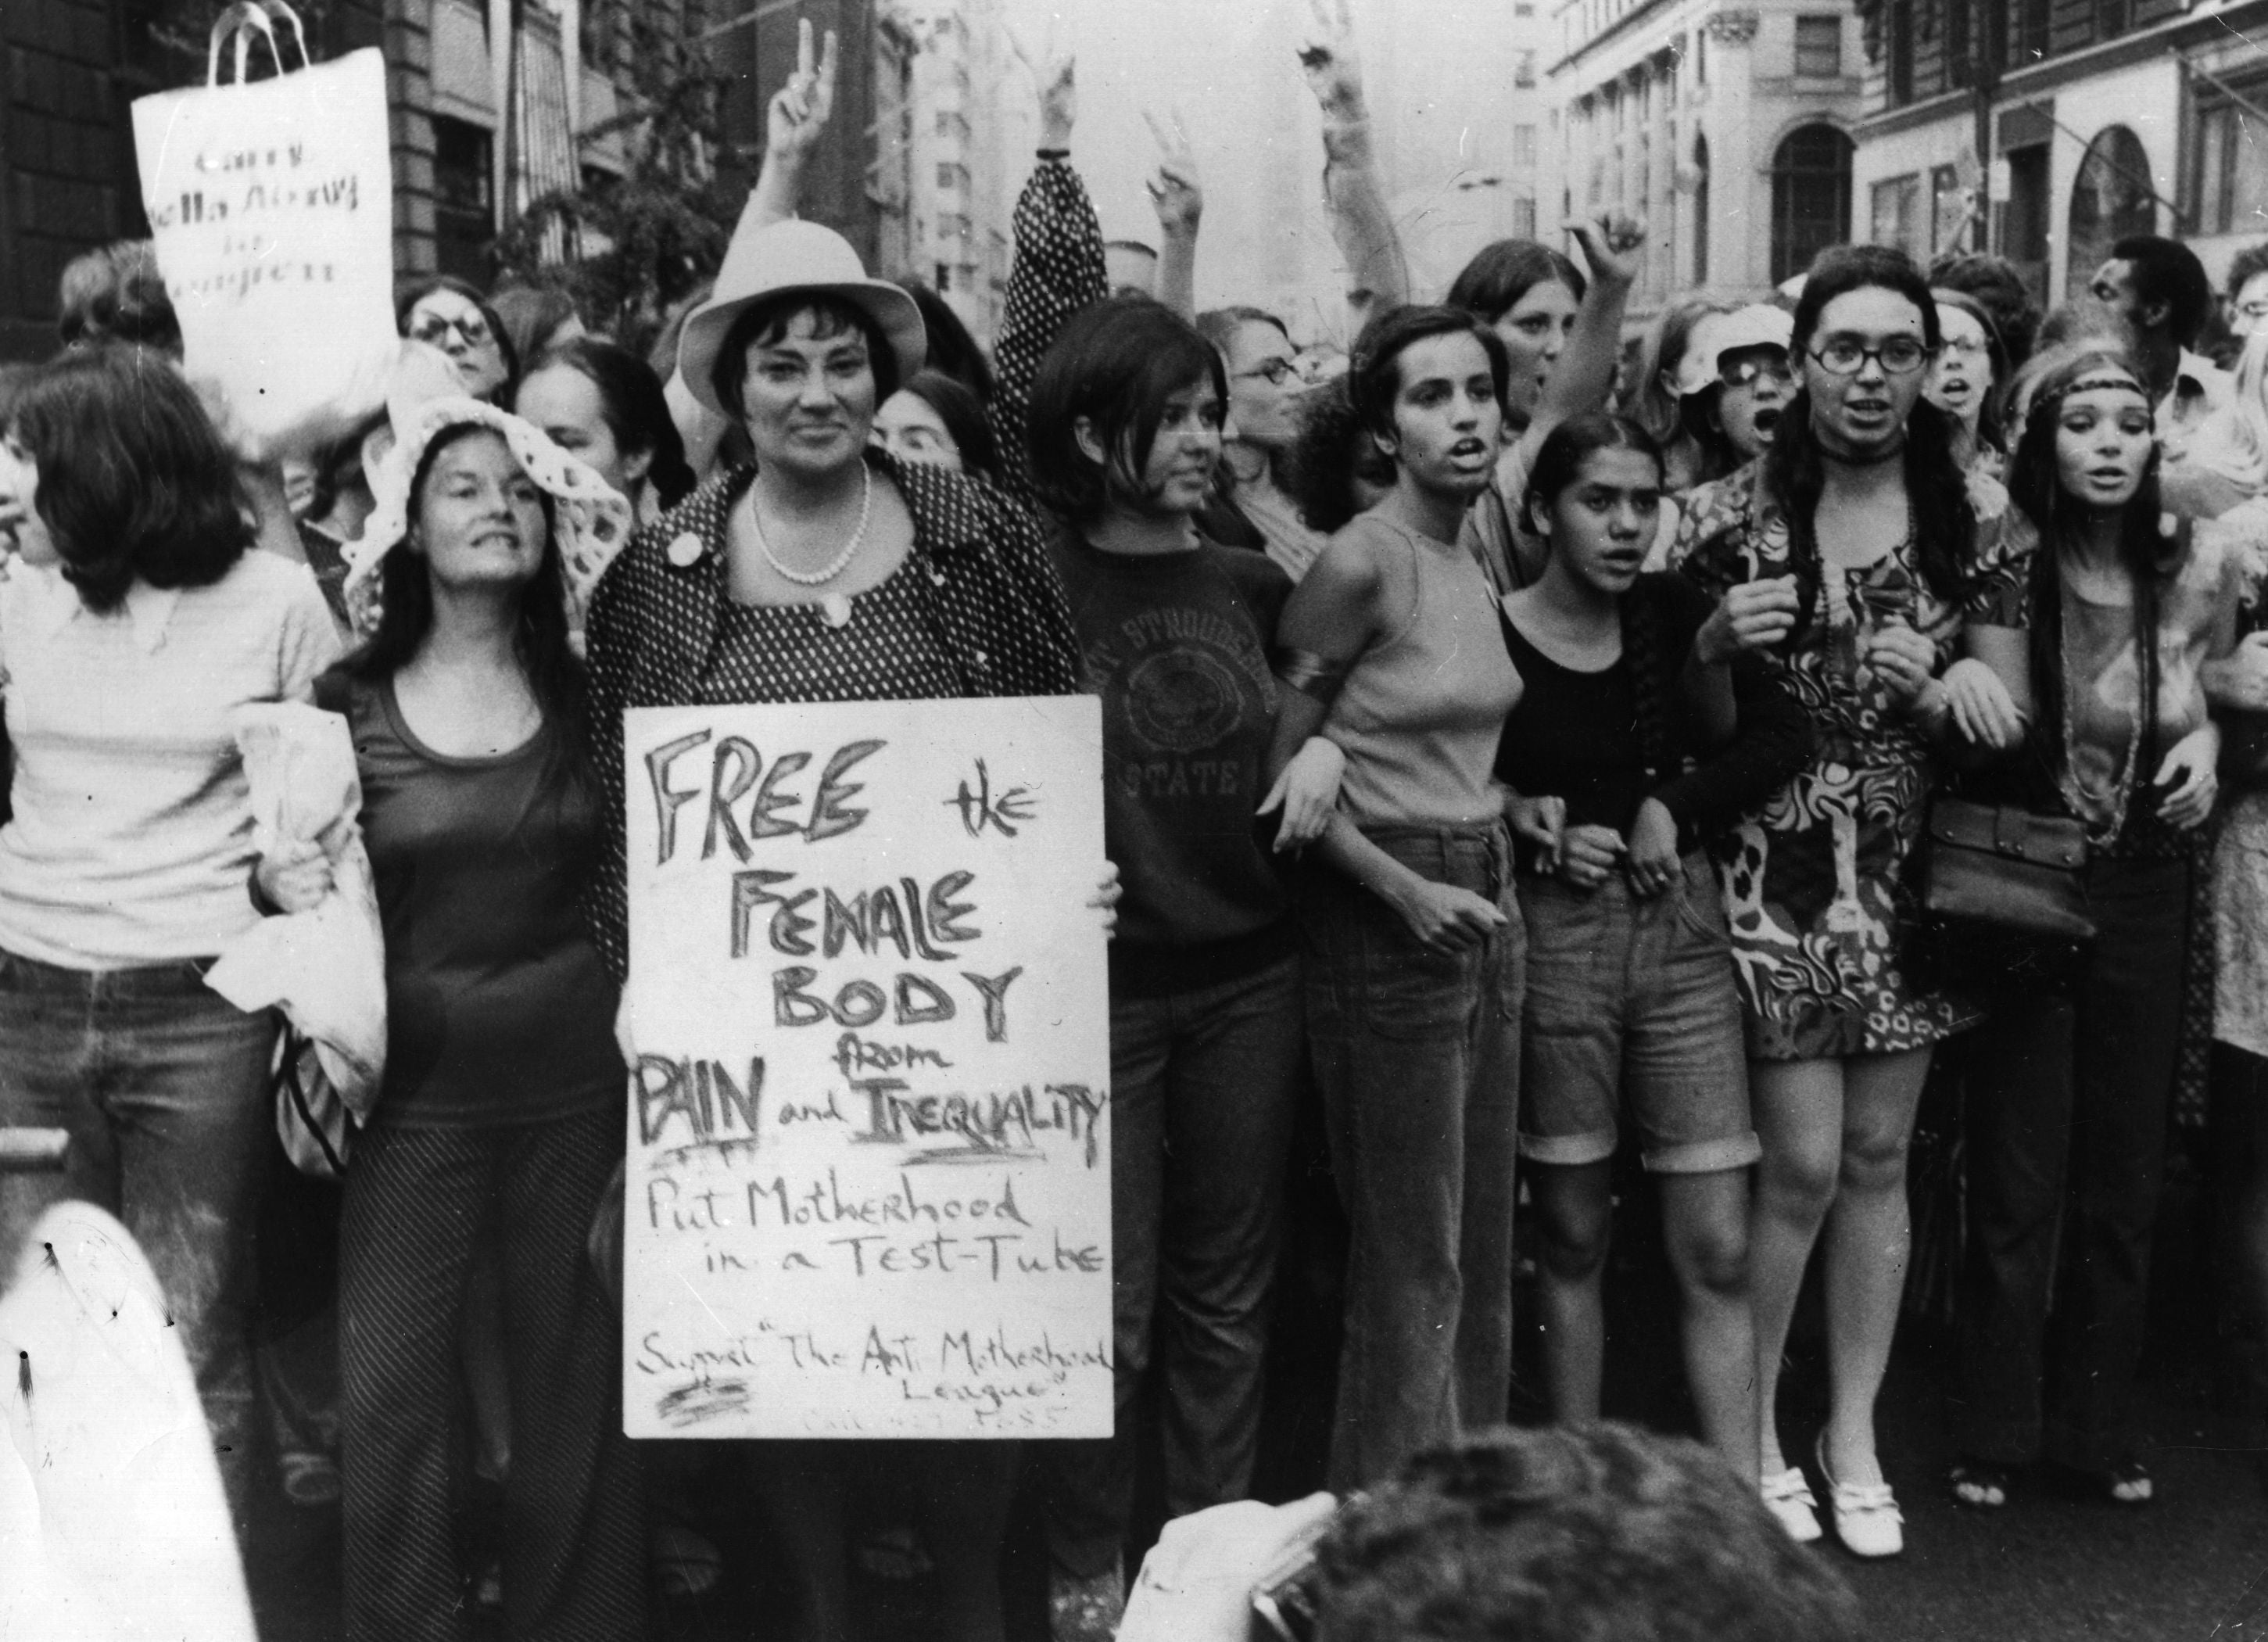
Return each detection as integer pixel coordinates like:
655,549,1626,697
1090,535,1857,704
341,394,631,638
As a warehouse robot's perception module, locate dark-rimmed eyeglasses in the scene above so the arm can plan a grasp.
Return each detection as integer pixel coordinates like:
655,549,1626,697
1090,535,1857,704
409,312,494,350
1809,336,1931,376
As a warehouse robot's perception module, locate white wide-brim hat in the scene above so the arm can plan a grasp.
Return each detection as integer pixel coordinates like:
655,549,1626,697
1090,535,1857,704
677,219,926,418
1708,303,1795,375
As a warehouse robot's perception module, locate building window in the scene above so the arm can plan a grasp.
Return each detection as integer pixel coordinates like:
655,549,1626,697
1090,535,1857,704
1947,0,1972,87
2096,0,2129,39
2196,79,2268,235
1693,133,1710,285
2066,125,2155,299
432,117,494,285
1886,0,1914,103
1697,29,1707,82
1870,173,1922,261
1930,163,1967,251
1516,2,1535,13
2012,0,2051,63
1515,49,1537,86
1514,195,1538,237
1514,124,1538,167
1794,16,1842,76
1769,124,1852,285
936,161,968,191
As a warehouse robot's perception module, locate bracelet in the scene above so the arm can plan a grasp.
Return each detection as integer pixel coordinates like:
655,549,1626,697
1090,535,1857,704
1036,146,1070,161
1274,648,1352,705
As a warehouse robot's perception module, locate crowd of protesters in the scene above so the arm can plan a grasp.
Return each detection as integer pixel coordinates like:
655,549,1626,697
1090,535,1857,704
3,6,2268,1640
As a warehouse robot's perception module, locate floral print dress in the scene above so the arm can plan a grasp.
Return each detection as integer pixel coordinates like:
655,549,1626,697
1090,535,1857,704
1671,461,2012,1060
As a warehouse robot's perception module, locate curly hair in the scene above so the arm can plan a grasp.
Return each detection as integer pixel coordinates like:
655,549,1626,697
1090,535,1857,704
9,346,253,613
1349,305,1512,449
1766,245,1972,648
2005,345,2173,791
396,275,520,397
1928,250,2040,371
1524,414,1677,787
1313,1423,1861,1642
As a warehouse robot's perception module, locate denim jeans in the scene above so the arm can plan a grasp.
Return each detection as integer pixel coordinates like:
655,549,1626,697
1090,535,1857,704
1044,952,1303,1579
1299,823,1524,1490
1951,854,2190,1469
0,946,277,1528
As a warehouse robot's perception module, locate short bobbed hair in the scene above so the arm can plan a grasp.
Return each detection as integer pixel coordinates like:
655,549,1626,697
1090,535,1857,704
1026,296,1226,523
711,294,900,427
1350,305,1513,447
9,347,253,612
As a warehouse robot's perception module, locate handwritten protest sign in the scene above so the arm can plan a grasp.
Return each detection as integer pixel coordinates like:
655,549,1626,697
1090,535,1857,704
132,41,397,455
622,697,1112,1439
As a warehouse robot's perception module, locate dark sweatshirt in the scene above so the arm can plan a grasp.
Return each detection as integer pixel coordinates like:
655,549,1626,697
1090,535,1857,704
1051,534,1296,996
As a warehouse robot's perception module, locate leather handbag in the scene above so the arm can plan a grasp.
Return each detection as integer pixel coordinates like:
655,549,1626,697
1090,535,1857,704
1916,797,2094,987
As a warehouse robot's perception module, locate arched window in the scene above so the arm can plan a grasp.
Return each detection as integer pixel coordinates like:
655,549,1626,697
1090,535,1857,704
1769,124,1852,285
1693,134,1711,286
2065,125,2155,299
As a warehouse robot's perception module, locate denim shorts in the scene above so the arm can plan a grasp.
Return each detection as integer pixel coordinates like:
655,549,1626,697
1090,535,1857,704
1517,851,1757,1174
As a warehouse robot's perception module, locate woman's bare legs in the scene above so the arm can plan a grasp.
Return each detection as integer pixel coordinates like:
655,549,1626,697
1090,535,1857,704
1661,1167,1759,1485
1820,1047,1933,1487
1530,1160,1615,1421
1747,1057,1845,1477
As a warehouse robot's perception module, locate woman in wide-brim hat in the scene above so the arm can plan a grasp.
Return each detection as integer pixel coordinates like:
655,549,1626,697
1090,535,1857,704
583,217,1095,1642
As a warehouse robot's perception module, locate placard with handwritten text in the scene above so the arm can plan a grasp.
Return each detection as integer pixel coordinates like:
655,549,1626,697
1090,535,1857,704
622,697,1112,1439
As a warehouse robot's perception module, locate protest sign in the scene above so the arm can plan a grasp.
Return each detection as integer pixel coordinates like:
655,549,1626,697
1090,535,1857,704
132,10,396,457
621,697,1112,1440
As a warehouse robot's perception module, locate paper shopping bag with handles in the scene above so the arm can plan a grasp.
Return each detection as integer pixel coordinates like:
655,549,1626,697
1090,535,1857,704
131,2,397,458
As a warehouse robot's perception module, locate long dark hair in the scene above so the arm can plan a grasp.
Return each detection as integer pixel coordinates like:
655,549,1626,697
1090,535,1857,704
346,424,591,806
525,335,697,510
2005,346,2172,783
1027,296,1225,525
9,346,253,612
1523,414,1676,787
1765,245,1971,645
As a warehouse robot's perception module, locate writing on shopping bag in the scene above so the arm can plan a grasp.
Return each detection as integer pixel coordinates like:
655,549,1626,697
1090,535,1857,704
620,697,1112,1440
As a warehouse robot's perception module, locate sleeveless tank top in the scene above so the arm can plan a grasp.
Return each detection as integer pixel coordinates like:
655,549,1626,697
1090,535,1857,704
1326,514,1524,829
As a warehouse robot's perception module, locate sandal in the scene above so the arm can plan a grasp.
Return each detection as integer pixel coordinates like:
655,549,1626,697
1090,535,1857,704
1946,1456,2010,1511
1816,1434,1903,1558
2048,1456,2154,1506
1761,1465,1822,1543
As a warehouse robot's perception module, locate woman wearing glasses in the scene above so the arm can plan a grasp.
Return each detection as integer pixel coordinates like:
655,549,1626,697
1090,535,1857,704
1671,246,2015,1557
1197,308,1330,580
397,278,518,405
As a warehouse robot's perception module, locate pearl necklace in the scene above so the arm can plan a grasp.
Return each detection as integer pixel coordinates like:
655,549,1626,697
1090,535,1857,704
754,465,872,626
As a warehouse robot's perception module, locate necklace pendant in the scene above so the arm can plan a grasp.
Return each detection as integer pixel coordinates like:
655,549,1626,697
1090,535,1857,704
820,592,854,629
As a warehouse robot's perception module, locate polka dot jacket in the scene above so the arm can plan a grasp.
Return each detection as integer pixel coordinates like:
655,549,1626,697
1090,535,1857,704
579,447,1084,982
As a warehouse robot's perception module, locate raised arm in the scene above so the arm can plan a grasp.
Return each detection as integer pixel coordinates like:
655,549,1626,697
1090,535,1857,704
1145,110,1202,323
666,20,839,476
1298,0,1408,332
988,45,1109,507
1515,219,1640,466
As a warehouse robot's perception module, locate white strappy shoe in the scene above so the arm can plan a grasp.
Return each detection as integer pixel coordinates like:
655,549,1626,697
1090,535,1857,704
1816,1434,1904,1558
1761,1464,1823,1543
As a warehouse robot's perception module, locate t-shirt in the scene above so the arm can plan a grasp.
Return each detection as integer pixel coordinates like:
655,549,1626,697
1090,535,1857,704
1050,535,1295,995
0,552,340,967
330,671,623,1127
1496,572,1814,844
